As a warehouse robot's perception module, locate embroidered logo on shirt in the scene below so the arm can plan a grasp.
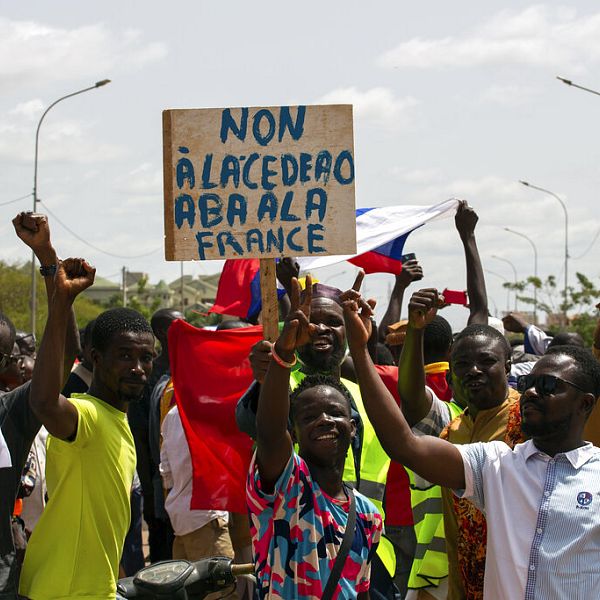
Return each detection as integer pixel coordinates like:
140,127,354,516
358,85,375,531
576,491,593,509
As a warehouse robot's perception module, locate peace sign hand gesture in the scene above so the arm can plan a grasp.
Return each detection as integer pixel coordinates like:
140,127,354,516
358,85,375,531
273,275,316,362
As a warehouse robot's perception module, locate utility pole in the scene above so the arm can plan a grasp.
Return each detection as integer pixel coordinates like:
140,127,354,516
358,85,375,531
122,266,128,307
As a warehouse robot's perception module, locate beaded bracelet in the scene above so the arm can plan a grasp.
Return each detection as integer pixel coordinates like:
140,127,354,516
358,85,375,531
271,345,297,369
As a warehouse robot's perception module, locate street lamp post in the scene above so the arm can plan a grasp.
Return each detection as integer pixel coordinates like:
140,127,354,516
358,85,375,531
504,228,539,324
30,79,111,335
518,180,568,323
491,255,518,311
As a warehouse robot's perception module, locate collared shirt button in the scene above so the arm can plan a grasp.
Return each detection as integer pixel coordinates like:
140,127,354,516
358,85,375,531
544,491,550,497
536,528,543,534
530,564,536,571
549,459,555,464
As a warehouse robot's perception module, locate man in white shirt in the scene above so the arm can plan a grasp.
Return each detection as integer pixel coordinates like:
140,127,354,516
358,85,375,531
342,287,600,600
160,404,234,563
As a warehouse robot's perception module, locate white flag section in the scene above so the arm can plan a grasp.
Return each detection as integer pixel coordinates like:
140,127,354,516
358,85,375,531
297,198,460,272
0,427,11,468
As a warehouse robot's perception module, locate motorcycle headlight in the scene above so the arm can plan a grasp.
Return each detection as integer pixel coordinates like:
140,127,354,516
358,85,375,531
133,560,194,593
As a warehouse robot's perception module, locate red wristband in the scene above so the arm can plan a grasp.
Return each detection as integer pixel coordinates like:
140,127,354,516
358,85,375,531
271,345,297,369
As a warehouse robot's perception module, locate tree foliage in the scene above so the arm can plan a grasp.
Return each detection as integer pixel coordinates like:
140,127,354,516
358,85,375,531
0,260,104,336
503,272,600,345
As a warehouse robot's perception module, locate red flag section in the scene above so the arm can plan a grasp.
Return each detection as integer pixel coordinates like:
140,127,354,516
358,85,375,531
168,319,263,512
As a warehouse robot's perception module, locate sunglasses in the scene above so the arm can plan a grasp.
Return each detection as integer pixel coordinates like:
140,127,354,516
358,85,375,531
517,373,588,396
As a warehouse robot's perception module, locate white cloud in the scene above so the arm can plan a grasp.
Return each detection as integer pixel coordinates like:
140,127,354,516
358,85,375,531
0,18,167,89
388,166,443,184
378,5,600,72
0,107,127,163
479,83,539,107
316,87,418,129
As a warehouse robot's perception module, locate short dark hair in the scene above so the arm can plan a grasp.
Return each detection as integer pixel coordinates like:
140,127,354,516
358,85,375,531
0,312,16,344
216,319,251,331
545,345,600,398
289,374,353,424
452,323,511,361
92,308,153,353
424,315,453,364
150,308,181,337
547,331,585,349
375,343,395,366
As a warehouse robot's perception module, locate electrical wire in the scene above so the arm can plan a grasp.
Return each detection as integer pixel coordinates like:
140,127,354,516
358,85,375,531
41,202,162,259
571,226,600,260
0,193,32,207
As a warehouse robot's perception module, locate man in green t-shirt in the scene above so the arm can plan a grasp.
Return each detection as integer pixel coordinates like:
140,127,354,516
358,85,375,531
19,259,155,600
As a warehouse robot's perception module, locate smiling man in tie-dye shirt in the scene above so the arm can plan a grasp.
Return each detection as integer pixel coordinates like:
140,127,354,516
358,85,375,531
247,277,382,599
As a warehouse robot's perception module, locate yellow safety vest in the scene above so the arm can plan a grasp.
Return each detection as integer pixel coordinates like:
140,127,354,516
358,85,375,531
290,371,396,577
407,401,463,589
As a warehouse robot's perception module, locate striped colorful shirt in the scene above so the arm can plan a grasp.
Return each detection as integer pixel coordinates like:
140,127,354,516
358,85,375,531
247,451,382,599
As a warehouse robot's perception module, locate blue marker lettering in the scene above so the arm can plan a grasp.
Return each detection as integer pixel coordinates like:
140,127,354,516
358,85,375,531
278,106,306,142
201,154,217,189
314,150,332,184
333,150,354,185
242,153,259,189
195,231,214,259
281,154,298,186
246,228,264,253
220,108,248,143
252,109,276,146
227,193,247,226
216,231,244,257
174,194,195,228
198,193,223,228
307,223,325,253
280,191,300,221
305,188,328,221
261,155,277,191
287,226,303,252
220,155,240,188
266,227,284,252
257,192,278,222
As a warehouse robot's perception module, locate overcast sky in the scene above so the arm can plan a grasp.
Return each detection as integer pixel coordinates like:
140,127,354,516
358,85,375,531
1,2,598,330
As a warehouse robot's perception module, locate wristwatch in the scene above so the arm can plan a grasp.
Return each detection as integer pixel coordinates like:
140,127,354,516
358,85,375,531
39,264,57,277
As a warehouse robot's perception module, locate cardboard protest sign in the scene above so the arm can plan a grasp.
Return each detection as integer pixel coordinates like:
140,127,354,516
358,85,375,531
163,104,357,261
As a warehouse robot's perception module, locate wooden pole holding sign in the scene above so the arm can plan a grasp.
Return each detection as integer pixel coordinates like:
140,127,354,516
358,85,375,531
259,258,279,342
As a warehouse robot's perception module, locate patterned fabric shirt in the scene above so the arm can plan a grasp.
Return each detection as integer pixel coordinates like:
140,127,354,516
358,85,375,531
247,451,382,599
456,440,600,600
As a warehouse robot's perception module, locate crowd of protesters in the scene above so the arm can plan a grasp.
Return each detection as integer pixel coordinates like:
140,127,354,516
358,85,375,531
1,203,600,600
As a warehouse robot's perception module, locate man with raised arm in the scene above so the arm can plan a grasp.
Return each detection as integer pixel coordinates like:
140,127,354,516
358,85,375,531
19,259,155,600
1,213,81,600
248,276,382,599
342,283,600,600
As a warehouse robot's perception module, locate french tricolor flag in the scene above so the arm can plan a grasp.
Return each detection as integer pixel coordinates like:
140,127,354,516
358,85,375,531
210,199,458,319
298,198,459,273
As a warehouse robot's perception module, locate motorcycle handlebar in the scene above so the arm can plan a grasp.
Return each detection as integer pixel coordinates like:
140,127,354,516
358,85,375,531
230,563,254,577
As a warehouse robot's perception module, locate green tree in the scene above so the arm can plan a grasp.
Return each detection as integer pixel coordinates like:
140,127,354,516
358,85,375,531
0,260,104,338
503,272,600,345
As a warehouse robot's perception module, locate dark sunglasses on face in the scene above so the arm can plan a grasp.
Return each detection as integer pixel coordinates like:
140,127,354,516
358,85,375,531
0,352,14,371
517,373,588,396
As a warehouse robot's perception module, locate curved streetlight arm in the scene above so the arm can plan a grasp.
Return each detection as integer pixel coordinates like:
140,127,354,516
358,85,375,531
557,76,600,98
33,80,111,205
519,179,569,322
30,79,111,335
504,227,539,323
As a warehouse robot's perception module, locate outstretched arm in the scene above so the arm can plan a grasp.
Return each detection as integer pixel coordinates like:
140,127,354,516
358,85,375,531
455,201,488,325
341,280,465,489
256,276,315,492
30,258,96,440
13,212,81,383
397,289,442,426
378,259,423,344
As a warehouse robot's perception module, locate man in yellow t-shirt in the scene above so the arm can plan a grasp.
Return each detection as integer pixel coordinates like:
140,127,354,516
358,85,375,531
18,259,155,600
